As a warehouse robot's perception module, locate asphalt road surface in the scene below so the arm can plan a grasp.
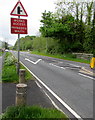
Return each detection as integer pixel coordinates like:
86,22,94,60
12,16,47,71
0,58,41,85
12,51,93,119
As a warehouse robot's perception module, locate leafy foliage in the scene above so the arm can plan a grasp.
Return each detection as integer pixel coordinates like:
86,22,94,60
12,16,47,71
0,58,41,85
2,52,18,83
14,35,35,50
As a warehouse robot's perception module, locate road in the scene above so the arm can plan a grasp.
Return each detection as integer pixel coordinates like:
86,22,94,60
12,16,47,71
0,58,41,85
12,51,93,119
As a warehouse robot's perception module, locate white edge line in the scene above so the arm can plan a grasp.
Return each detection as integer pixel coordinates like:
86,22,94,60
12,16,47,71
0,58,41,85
20,61,82,119
78,73,94,80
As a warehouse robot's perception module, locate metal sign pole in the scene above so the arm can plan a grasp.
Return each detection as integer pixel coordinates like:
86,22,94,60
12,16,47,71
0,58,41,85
17,16,20,75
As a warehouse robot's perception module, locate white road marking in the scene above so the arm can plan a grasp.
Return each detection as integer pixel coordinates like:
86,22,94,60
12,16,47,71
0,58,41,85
25,58,42,65
43,90,65,114
78,73,94,80
52,60,58,62
49,63,65,70
35,81,42,89
20,61,82,119
69,63,81,68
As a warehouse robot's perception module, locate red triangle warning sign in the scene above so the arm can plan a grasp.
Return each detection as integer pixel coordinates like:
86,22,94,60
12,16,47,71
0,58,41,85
10,1,28,17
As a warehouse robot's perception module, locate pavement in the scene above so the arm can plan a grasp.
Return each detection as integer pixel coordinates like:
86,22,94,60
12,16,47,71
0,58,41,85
2,80,55,113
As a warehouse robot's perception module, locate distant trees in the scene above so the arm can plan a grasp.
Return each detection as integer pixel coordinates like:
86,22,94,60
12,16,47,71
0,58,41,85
2,42,9,49
13,36,35,51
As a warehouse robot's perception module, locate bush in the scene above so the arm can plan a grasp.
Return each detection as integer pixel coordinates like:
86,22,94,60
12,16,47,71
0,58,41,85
5,55,16,66
2,52,18,83
4,52,16,66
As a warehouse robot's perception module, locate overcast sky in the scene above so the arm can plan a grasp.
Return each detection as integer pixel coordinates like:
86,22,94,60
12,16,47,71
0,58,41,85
0,0,57,46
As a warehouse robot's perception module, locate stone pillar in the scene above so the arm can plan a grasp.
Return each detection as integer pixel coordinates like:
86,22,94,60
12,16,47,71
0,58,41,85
19,69,26,83
16,83,27,106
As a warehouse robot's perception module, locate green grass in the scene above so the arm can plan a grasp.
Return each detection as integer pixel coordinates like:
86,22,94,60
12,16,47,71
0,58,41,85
2,52,19,83
2,65,19,83
20,64,35,81
0,51,2,56
31,51,90,64
2,106,68,119
2,52,35,83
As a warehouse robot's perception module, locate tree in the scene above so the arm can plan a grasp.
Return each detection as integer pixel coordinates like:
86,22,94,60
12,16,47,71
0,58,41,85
13,36,35,50
92,1,95,55
2,42,9,49
40,10,80,53
86,2,93,25
40,10,54,37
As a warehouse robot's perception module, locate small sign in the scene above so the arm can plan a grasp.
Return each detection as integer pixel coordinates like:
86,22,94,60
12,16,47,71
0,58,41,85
10,1,28,17
11,18,28,34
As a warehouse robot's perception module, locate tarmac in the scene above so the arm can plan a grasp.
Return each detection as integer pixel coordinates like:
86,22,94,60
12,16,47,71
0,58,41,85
2,80,55,113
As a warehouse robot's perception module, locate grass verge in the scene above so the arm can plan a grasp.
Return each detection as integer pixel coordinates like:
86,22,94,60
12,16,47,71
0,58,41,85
20,63,35,81
0,51,2,56
2,52,18,83
2,52,34,83
31,51,90,64
1,105,68,119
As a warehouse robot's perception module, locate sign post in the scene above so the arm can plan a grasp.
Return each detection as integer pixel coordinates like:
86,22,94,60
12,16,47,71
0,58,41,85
10,0,28,75
18,16,20,75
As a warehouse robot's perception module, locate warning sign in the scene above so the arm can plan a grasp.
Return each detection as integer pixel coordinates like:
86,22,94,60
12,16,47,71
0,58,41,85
11,18,28,34
10,1,28,17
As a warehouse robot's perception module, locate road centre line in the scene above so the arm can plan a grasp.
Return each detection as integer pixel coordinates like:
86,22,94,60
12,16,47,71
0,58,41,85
78,73,94,80
25,58,42,65
20,61,82,119
49,63,65,70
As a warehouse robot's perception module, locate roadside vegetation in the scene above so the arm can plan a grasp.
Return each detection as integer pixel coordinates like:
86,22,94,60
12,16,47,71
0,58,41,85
1,105,68,119
2,52,33,83
2,52,18,83
0,52,2,56
31,51,90,64
20,63,35,81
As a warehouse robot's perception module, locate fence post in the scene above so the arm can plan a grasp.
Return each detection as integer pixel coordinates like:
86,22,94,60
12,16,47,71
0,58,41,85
19,69,26,83
16,83,27,106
